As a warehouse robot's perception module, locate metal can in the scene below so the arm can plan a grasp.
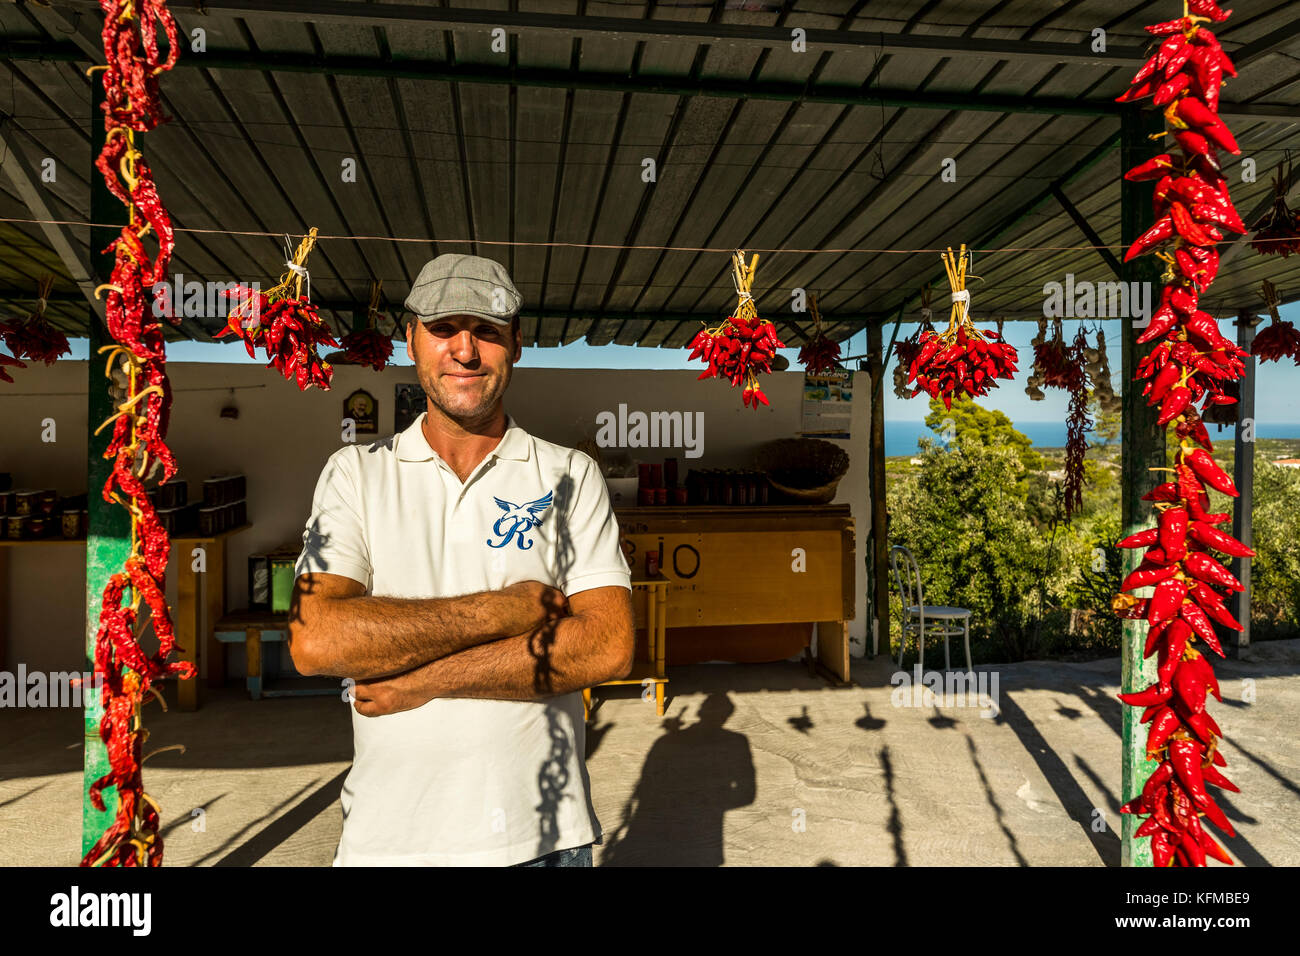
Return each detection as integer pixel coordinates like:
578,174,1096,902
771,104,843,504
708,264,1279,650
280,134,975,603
646,550,659,576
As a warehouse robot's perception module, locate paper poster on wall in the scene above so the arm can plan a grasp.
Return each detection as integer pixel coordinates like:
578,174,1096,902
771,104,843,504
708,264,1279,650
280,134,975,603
800,369,853,438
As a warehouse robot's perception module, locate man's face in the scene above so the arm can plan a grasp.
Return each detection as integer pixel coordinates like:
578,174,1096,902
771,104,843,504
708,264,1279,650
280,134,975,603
405,313,522,426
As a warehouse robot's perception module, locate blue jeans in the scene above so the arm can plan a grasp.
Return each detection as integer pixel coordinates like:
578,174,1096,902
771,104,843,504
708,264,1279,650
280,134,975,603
514,844,593,867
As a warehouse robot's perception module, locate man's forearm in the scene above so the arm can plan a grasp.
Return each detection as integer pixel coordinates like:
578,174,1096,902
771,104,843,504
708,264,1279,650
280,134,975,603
353,615,624,712
295,581,563,679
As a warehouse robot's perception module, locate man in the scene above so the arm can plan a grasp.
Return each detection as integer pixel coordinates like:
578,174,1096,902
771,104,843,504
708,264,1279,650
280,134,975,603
289,253,635,867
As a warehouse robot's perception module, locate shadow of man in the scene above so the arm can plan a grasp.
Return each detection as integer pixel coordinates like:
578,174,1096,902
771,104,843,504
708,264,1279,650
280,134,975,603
601,691,755,866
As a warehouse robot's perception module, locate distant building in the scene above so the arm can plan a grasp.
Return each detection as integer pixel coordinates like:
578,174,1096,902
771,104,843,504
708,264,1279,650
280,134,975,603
1274,458,1300,469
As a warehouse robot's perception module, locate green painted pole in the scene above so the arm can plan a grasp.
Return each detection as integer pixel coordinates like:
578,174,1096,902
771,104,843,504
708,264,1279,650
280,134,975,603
82,77,131,858
1118,106,1167,868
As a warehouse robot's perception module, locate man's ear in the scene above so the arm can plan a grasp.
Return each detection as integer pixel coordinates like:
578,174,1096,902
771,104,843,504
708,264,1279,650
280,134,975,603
405,317,416,362
512,324,523,364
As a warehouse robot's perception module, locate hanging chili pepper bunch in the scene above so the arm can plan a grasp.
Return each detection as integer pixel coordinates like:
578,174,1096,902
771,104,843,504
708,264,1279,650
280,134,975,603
83,0,192,869
893,286,934,399
1026,317,1093,515
907,245,1018,410
215,229,337,390
1112,0,1253,868
796,292,841,375
1249,154,1300,258
687,251,784,409
0,277,71,366
1251,279,1300,364
1061,326,1094,517
331,280,395,372
1032,318,1085,390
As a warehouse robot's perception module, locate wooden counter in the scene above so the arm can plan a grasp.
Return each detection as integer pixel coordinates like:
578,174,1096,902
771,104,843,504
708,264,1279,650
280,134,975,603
615,504,854,683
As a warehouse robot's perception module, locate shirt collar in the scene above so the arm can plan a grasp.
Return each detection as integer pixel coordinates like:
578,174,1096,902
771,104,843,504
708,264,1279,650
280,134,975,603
396,411,530,463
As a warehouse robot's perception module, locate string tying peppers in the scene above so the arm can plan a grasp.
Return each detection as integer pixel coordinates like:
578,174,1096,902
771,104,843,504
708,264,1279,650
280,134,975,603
1112,2,1252,868
906,244,1018,410
82,0,193,868
686,251,785,409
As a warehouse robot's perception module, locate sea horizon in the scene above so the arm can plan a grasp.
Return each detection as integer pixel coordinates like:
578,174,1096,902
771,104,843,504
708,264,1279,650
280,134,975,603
887,420,1300,458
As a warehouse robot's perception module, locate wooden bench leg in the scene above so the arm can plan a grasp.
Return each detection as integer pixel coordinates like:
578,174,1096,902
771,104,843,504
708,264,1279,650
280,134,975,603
246,628,262,701
582,687,591,722
655,682,665,717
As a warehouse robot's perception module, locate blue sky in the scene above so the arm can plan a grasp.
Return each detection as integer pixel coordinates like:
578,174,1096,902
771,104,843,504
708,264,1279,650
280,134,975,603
60,302,1300,426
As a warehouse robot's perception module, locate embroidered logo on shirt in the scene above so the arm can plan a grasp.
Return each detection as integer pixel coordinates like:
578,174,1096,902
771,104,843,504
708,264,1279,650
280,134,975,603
486,491,553,550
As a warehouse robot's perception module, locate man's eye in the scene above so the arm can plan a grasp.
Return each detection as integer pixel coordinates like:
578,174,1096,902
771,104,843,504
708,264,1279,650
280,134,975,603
476,326,500,338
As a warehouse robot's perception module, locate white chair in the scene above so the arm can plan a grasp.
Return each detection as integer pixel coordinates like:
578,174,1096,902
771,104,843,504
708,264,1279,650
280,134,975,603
890,545,973,672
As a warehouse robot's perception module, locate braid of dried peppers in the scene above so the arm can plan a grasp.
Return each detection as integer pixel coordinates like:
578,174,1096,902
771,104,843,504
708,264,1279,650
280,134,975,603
82,0,193,868
1114,3,1251,868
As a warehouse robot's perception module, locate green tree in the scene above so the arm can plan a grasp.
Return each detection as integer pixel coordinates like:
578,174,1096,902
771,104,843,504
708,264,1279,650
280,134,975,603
1250,461,1300,634
923,397,1044,472
887,435,1079,663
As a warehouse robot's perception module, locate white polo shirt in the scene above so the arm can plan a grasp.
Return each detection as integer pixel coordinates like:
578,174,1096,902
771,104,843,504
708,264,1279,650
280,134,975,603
294,412,631,866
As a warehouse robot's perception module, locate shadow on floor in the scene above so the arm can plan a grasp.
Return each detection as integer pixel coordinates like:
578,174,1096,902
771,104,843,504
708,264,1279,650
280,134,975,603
599,692,754,867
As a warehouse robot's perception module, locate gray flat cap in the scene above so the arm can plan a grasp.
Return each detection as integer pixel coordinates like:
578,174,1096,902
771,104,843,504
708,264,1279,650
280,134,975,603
404,254,522,325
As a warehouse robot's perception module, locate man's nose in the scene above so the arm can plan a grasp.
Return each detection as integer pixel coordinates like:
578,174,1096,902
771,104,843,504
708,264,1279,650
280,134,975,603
450,329,478,361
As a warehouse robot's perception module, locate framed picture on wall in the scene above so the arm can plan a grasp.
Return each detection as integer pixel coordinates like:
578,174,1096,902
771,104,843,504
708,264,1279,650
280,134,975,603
344,389,379,434
394,383,424,433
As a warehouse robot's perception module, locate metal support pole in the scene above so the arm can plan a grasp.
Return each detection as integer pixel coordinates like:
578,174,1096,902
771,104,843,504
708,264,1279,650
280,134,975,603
82,82,131,856
867,320,889,659
1229,309,1260,659
1118,106,1166,868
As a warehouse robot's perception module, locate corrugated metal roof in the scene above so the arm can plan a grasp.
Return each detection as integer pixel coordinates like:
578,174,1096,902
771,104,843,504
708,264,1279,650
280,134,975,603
1,0,1298,349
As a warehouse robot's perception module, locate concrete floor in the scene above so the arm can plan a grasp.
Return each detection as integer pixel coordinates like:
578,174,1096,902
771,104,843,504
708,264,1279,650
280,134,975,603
3,641,1298,866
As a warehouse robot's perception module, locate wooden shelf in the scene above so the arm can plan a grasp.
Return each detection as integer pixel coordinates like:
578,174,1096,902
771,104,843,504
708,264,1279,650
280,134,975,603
0,522,253,547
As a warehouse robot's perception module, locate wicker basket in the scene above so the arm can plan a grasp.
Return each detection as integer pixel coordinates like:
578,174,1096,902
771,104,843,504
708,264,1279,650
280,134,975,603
756,438,850,504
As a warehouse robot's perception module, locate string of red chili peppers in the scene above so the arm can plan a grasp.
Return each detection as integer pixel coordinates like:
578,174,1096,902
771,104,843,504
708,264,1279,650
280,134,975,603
906,245,1019,409
215,229,338,390
82,0,194,868
686,251,785,409
1112,0,1253,868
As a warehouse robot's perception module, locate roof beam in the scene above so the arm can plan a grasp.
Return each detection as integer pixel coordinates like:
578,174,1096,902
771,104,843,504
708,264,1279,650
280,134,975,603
0,115,103,320
1230,19,1300,68
2,42,1122,115
1051,182,1122,278
11,41,1296,122
52,0,1147,64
